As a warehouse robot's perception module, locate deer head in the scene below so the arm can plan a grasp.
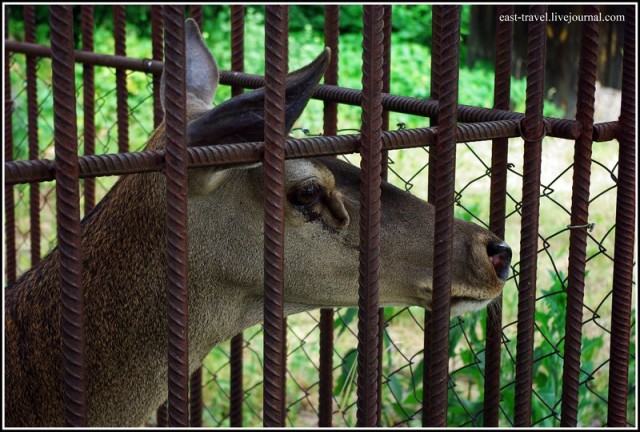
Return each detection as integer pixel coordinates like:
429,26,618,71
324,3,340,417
4,18,511,427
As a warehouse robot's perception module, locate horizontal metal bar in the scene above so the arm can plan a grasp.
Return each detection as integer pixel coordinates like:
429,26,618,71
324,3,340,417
5,40,162,73
6,39,616,141
5,120,521,185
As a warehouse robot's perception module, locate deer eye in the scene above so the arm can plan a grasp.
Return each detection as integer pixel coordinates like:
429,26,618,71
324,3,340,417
289,182,322,208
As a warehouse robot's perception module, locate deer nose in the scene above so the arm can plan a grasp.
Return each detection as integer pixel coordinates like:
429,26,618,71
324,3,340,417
487,241,512,282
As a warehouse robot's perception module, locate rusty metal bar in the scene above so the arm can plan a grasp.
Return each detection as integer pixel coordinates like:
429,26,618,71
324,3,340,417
560,7,599,426
483,5,513,426
163,6,190,427
356,5,384,427
5,119,524,186
188,15,204,419
423,7,442,423
50,5,87,426
424,6,460,427
81,6,96,214
607,5,636,427
5,40,163,73
514,5,547,427
318,308,334,426
219,69,581,140
229,333,244,427
114,5,128,153
3,39,605,142
377,5,393,427
25,5,40,265
156,402,168,427
380,4,392,179
322,5,339,137
151,6,164,128
228,5,245,428
593,121,618,142
318,4,339,428
189,5,203,28
262,5,288,427
189,369,202,427
5,6,16,284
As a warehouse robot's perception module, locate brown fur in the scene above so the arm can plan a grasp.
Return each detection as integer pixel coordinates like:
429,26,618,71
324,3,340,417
4,19,510,426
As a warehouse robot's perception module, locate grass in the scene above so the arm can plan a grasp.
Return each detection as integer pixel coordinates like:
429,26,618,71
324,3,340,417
5,5,636,428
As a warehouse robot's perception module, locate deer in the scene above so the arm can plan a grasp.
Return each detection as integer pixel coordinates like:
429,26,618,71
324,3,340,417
4,19,512,427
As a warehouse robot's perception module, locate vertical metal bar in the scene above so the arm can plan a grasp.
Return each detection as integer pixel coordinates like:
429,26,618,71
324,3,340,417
114,5,128,153
50,5,87,426
318,5,339,428
188,12,204,421
229,333,244,427
25,5,40,265
189,5,203,29
163,6,190,427
483,5,513,426
560,6,600,426
356,5,384,427
263,5,288,427
322,5,340,136
229,5,245,428
318,308,334,426
5,5,16,285
513,5,547,427
427,6,442,205
156,401,168,427
189,369,202,427
424,6,460,427
81,6,96,214
377,5,392,427
380,5,392,179
607,5,636,427
151,6,164,129
423,8,442,424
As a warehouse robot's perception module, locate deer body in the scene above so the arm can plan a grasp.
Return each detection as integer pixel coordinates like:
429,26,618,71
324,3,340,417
4,20,512,427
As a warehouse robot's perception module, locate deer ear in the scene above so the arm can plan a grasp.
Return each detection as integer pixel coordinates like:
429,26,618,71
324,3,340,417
160,18,219,117
187,48,331,147
187,48,330,196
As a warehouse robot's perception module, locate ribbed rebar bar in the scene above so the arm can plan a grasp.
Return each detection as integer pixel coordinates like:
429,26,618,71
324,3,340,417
262,5,288,427
189,368,202,427
114,6,128,153
163,6,190,427
5,6,16,284
593,121,618,142
322,5,340,138
81,6,96,214
356,6,384,427
229,5,245,428
156,402,168,427
514,5,547,427
50,5,87,426
377,6,393,427
3,39,605,142
25,5,40,265
318,4,340,428
424,6,460,427
189,5,203,29
6,119,523,186
607,5,636,427
560,7,599,426
484,5,513,426
151,6,164,128
427,5,442,206
423,8,442,423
